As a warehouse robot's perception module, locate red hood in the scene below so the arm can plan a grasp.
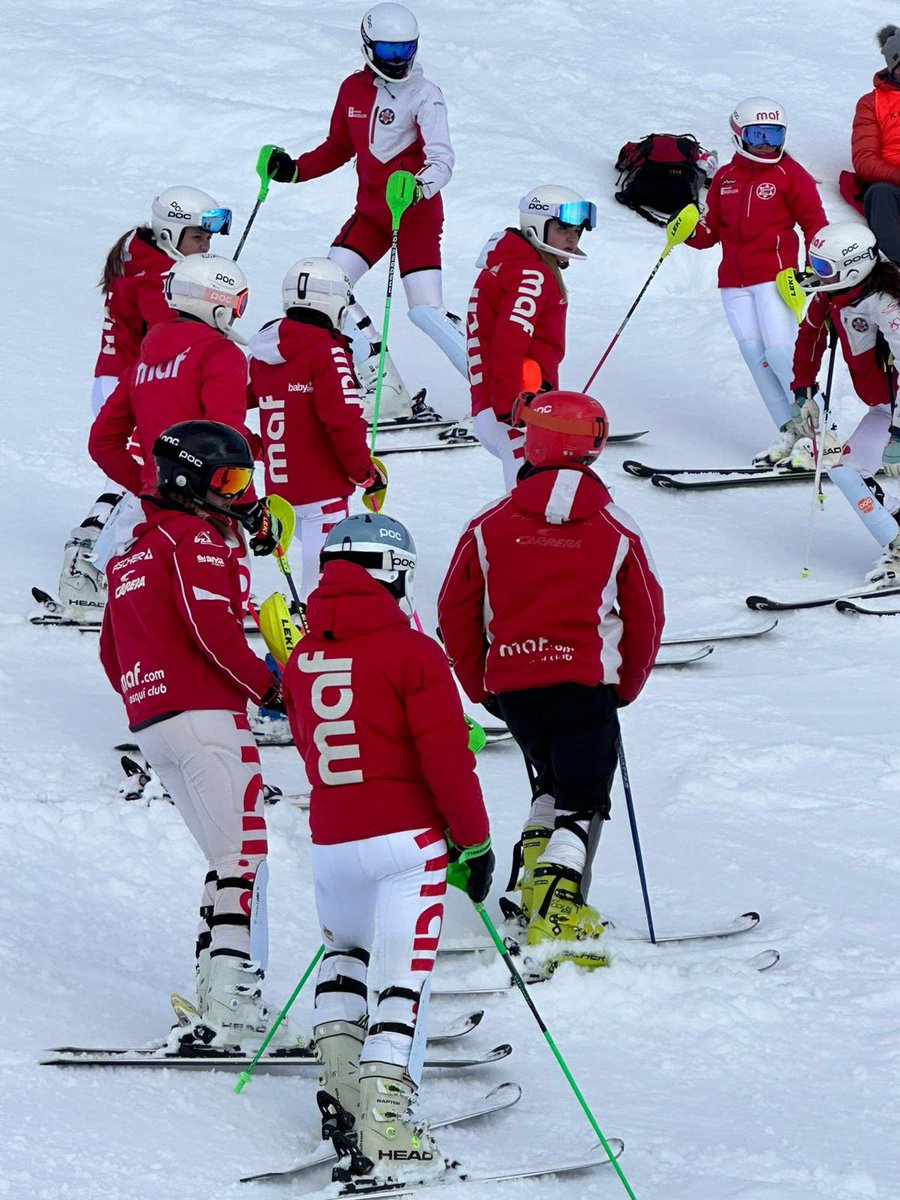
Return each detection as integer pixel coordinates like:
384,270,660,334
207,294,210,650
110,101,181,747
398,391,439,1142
306,560,410,640
125,230,172,278
139,318,226,366
248,317,346,366
512,466,612,524
484,229,545,272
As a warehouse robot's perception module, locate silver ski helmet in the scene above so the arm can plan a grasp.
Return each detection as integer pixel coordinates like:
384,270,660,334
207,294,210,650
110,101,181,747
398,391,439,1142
151,186,232,260
320,512,416,601
361,3,419,82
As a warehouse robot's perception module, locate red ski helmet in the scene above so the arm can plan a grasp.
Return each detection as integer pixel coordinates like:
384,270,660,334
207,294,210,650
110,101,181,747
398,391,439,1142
518,390,609,467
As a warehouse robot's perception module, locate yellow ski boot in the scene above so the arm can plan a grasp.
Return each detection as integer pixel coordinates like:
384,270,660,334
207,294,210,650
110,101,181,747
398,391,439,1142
527,864,608,969
515,823,552,919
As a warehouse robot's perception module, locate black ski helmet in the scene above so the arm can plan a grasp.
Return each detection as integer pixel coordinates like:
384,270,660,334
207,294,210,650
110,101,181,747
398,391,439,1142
153,420,254,513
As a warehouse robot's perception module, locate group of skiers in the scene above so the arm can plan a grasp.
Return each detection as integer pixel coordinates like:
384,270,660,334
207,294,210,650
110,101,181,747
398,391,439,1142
51,4,900,1187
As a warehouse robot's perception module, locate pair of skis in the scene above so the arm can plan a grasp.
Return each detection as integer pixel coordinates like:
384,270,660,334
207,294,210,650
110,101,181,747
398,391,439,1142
623,459,813,491
746,580,900,613
376,427,649,456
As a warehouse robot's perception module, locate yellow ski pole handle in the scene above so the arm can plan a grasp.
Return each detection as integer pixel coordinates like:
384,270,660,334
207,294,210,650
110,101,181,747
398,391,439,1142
776,267,807,324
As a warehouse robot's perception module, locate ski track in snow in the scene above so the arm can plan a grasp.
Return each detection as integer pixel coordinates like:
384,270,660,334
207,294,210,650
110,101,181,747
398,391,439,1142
3,0,898,1197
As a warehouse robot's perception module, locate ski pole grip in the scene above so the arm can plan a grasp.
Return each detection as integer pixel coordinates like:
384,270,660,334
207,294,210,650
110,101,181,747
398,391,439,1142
385,170,418,228
664,202,700,256
255,145,279,203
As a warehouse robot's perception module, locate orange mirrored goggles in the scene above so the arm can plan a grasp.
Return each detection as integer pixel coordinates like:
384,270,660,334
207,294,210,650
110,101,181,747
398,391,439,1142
209,465,253,498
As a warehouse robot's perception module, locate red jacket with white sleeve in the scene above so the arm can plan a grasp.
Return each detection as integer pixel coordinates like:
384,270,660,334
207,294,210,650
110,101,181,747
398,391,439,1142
687,153,826,288
94,230,176,379
98,503,275,730
292,65,453,206
282,560,489,848
792,284,900,408
248,317,374,506
89,319,255,496
438,467,664,706
467,230,567,421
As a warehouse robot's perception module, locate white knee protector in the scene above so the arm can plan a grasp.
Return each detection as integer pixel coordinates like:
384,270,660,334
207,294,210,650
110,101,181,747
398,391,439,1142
827,465,900,545
249,860,269,971
407,305,468,378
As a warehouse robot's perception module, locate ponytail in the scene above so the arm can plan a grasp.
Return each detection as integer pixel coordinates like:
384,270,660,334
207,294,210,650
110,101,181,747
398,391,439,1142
98,225,154,291
859,259,900,305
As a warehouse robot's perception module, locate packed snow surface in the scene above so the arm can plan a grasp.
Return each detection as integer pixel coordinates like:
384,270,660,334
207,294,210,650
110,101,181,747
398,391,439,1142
2,0,898,1197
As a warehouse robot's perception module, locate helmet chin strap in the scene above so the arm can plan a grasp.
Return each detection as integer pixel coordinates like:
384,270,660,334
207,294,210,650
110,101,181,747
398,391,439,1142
214,306,248,346
156,228,185,263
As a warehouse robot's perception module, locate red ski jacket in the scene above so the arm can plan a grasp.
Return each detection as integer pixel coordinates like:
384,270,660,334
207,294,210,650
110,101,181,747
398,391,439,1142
248,318,373,506
94,231,176,379
851,71,900,187
89,320,256,496
292,66,452,212
687,153,826,288
438,467,664,706
467,230,567,421
283,561,489,848
99,504,274,730
792,285,899,408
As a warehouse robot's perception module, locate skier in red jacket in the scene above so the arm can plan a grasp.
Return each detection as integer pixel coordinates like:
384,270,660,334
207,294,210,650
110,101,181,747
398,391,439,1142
58,186,232,625
264,4,464,424
282,512,492,1183
99,421,289,1047
687,98,826,465
842,25,900,263
438,391,664,967
89,254,273,571
466,184,596,490
249,257,387,600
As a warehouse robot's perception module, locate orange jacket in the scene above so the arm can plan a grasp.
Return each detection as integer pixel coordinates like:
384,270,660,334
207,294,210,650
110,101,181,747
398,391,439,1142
851,71,900,186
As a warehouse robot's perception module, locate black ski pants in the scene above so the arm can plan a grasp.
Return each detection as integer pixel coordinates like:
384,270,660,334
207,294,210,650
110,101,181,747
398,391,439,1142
864,182,900,264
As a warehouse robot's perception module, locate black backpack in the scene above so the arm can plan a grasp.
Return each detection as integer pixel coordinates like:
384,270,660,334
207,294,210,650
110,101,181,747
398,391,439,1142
614,133,706,227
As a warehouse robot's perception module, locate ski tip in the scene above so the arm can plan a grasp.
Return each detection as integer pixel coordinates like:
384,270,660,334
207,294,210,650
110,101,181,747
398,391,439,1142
752,949,780,972
485,1081,523,1103
745,595,771,611
739,911,761,924
621,459,650,477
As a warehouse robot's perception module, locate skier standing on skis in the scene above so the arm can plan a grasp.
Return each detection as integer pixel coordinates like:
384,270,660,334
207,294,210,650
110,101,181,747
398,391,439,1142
281,512,492,1183
59,186,232,625
98,420,290,1047
792,221,900,581
466,185,596,491
88,253,278,567
686,98,826,466
248,257,387,601
438,391,663,965
264,3,465,424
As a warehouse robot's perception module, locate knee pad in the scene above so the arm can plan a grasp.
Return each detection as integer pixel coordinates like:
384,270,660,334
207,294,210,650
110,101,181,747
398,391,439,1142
407,305,468,377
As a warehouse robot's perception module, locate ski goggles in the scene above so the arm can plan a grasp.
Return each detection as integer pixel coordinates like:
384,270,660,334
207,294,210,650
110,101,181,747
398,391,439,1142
199,207,233,235
520,198,598,231
809,254,838,279
209,464,253,499
290,273,349,302
167,278,249,316
369,38,418,62
741,124,786,148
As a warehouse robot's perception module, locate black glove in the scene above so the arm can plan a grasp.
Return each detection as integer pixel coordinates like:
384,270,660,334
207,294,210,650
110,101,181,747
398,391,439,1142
481,694,503,720
267,147,298,184
241,500,282,557
412,180,426,204
447,838,495,904
362,460,388,498
875,331,893,373
259,678,286,715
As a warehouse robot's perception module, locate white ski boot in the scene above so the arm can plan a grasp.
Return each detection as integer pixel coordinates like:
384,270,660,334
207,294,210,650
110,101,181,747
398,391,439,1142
790,431,844,472
57,527,107,623
866,531,900,584
357,345,412,422
752,420,803,467
355,1061,444,1183
314,1019,366,1129
198,957,291,1049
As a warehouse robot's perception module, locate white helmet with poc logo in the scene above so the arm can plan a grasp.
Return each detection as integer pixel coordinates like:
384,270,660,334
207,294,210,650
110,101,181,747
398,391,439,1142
801,222,879,294
518,185,597,260
164,254,249,339
282,257,353,330
151,186,232,260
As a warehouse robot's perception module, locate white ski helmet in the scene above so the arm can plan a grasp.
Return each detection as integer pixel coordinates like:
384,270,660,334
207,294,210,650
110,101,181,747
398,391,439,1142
320,512,416,602
518,185,597,260
730,97,788,162
282,257,353,329
151,186,232,260
361,3,419,82
800,222,879,294
164,254,249,336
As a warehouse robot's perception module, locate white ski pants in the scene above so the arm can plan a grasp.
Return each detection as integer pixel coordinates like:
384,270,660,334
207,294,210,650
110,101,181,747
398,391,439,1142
827,403,900,545
311,826,448,1084
292,497,349,602
472,409,526,493
721,282,798,430
138,710,269,965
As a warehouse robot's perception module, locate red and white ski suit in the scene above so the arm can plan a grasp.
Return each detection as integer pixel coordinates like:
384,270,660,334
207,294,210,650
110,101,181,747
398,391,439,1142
438,467,665,706
283,560,488,1080
291,65,453,274
99,502,277,963
93,230,176,381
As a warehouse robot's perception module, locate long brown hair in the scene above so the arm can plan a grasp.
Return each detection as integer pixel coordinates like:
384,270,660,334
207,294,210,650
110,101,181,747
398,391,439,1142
98,224,154,292
859,260,900,305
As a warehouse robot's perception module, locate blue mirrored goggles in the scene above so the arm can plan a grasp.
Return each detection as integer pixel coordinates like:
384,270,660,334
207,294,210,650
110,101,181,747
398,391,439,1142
555,200,598,231
371,38,418,63
809,254,837,279
200,207,232,235
742,124,786,148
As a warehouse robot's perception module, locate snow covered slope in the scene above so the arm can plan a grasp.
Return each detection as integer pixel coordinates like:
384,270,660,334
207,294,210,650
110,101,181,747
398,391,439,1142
3,0,898,1197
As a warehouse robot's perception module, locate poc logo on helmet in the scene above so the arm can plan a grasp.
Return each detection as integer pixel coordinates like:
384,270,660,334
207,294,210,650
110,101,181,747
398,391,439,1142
380,527,402,541
528,200,550,211
161,433,180,446
215,272,236,285
178,450,203,467
842,243,859,255
167,203,190,220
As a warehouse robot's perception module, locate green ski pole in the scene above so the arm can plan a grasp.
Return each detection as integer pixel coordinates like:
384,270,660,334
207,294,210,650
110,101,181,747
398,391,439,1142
370,170,418,451
234,145,278,261
234,943,324,1094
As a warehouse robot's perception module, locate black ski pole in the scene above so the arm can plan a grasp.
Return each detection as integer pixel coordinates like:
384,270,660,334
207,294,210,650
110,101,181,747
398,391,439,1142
617,735,657,944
